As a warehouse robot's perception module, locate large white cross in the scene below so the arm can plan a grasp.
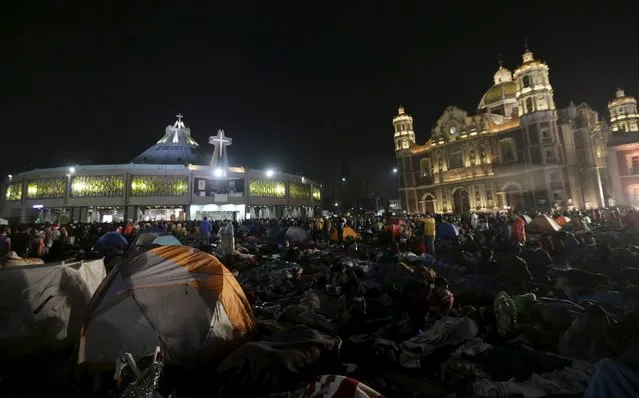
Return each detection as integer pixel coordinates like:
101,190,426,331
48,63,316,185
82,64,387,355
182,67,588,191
209,129,232,159
174,113,185,129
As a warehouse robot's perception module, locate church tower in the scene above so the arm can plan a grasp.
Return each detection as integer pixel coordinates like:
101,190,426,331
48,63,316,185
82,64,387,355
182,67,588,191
393,105,415,153
513,47,568,207
513,48,556,117
608,88,639,133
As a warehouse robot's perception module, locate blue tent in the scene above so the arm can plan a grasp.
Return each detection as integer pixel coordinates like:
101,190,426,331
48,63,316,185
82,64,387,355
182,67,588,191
436,223,460,240
131,232,182,253
96,231,129,250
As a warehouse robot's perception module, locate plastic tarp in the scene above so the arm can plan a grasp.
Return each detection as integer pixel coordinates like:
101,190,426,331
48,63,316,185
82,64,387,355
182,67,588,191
216,325,342,395
78,245,256,368
436,223,460,239
0,218,8,225
0,258,106,359
276,226,308,244
527,215,562,233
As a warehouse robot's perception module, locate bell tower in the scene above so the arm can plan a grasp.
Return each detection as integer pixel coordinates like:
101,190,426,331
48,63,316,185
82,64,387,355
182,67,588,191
513,48,555,117
393,105,415,153
608,88,639,133
513,46,567,207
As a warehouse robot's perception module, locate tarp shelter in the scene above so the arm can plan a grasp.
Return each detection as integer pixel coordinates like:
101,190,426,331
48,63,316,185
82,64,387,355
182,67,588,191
0,218,8,225
436,223,460,240
78,245,256,368
130,231,182,254
0,259,106,359
521,215,532,224
330,227,359,241
276,226,308,244
527,214,562,233
95,231,129,251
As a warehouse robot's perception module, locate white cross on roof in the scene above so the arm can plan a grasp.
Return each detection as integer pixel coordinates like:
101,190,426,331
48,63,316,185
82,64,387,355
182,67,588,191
174,113,185,129
209,129,232,158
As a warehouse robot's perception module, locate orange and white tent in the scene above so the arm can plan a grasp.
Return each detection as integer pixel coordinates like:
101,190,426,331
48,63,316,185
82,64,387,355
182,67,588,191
330,226,360,241
78,245,256,367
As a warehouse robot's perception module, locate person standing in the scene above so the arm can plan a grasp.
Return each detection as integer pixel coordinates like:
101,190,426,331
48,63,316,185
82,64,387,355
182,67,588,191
511,215,526,245
422,214,436,255
337,216,346,243
199,217,212,243
0,226,10,258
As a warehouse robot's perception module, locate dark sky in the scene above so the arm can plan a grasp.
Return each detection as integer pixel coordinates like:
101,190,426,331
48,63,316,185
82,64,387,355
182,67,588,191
1,1,636,197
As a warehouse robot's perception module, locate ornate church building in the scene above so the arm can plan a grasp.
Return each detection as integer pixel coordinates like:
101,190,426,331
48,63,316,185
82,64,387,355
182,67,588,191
606,89,639,207
394,48,612,214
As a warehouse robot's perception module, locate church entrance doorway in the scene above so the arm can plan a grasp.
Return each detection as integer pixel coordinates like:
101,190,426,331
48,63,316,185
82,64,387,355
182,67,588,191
424,195,436,214
453,188,470,214
503,183,525,211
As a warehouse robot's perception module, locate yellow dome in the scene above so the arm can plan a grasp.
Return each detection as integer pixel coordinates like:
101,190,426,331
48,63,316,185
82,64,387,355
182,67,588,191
478,81,517,111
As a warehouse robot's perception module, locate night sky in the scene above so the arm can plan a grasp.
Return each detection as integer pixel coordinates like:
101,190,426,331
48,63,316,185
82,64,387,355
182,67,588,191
2,1,636,197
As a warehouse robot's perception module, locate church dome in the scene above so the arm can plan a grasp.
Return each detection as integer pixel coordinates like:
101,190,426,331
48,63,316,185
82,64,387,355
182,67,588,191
131,114,210,165
478,66,517,116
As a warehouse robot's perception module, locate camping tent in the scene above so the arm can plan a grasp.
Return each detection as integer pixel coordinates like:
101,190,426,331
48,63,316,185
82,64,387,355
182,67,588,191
527,214,562,233
78,245,256,367
95,231,129,251
330,227,359,241
276,226,308,244
130,231,182,253
0,259,106,359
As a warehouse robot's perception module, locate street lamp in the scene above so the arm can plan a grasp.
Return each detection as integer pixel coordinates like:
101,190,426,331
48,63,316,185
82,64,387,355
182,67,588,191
341,177,346,182
265,169,275,178
392,168,397,173
214,168,223,177
334,202,339,207
68,167,76,174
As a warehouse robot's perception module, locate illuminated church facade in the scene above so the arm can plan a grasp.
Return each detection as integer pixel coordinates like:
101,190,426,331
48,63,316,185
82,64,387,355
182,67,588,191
606,89,639,208
394,48,612,214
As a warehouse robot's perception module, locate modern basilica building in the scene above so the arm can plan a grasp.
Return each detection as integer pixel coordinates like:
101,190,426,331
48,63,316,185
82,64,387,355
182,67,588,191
2,115,321,223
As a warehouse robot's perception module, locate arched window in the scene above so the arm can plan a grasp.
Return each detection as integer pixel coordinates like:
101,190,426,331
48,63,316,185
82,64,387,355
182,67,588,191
526,97,534,113
499,138,517,163
522,75,531,88
420,158,431,176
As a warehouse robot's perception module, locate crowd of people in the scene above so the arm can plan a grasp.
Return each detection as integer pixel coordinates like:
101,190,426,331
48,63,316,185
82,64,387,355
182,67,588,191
3,207,639,397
